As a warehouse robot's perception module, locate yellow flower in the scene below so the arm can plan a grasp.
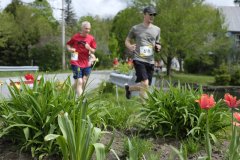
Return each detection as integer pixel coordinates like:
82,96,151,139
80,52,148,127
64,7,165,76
15,83,21,90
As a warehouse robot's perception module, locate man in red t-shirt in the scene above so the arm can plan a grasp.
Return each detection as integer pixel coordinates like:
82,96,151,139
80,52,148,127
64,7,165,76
66,21,97,97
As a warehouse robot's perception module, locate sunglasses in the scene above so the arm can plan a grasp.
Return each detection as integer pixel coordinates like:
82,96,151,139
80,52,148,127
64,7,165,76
149,13,156,16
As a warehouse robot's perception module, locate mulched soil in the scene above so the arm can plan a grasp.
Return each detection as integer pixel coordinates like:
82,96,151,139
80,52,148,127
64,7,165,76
0,131,229,160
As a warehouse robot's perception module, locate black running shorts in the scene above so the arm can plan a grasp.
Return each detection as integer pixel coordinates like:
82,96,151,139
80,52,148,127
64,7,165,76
133,60,154,85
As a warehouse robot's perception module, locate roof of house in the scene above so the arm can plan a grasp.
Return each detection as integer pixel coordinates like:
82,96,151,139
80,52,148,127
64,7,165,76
218,6,240,32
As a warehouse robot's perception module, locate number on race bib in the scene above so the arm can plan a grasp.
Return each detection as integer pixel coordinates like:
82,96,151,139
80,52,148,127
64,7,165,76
71,52,78,61
140,45,153,56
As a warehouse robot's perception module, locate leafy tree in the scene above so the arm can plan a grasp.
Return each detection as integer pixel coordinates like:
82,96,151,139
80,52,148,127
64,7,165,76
0,4,39,65
31,42,62,71
110,7,141,59
4,0,22,17
129,0,155,8
32,0,57,24
0,12,16,48
154,0,231,75
65,0,77,26
1,1,59,67
108,33,119,58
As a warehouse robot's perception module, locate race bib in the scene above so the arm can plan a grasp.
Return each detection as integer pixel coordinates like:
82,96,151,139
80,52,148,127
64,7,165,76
71,52,78,61
139,45,153,57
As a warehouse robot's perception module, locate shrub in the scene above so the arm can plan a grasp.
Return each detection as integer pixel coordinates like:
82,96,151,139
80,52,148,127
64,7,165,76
214,64,231,85
94,51,112,69
140,83,229,140
0,76,76,158
184,54,214,75
215,74,231,85
87,84,142,130
30,42,62,71
230,70,240,86
114,62,132,75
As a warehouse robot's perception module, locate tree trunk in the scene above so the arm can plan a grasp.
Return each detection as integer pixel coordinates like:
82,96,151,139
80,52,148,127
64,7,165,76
178,58,183,72
166,56,172,76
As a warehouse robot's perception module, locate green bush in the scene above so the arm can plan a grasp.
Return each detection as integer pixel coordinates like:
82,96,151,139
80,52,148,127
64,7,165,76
98,81,116,94
0,76,76,158
230,70,240,86
94,51,112,69
184,54,214,75
214,64,231,85
114,63,131,75
30,42,62,71
140,83,230,140
87,85,142,130
215,74,231,85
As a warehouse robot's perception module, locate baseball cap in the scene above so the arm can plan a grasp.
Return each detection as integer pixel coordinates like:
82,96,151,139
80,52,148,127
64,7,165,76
143,6,157,15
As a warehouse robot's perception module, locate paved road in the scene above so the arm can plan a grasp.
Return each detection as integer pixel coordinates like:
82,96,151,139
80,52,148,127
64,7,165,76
0,70,111,99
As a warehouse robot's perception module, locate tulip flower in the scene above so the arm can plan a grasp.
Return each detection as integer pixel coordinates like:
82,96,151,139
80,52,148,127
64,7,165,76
232,112,240,127
223,94,240,158
224,93,240,108
234,112,240,121
233,122,240,127
195,94,216,110
224,93,240,135
24,73,34,81
196,94,216,160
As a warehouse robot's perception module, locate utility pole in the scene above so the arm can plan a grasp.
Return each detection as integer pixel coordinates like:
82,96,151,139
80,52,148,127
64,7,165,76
62,0,65,70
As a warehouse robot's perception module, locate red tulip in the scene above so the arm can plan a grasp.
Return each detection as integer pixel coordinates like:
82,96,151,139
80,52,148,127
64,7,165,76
224,93,240,108
233,112,240,121
196,94,216,110
25,73,34,81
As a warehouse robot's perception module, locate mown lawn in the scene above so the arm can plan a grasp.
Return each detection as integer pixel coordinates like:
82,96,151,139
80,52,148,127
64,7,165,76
157,72,215,85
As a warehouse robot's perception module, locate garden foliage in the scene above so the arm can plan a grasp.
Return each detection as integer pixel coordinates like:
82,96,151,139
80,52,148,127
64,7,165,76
141,83,229,140
0,76,77,157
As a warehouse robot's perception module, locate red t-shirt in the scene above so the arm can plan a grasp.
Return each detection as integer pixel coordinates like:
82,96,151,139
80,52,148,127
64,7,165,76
67,33,97,68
